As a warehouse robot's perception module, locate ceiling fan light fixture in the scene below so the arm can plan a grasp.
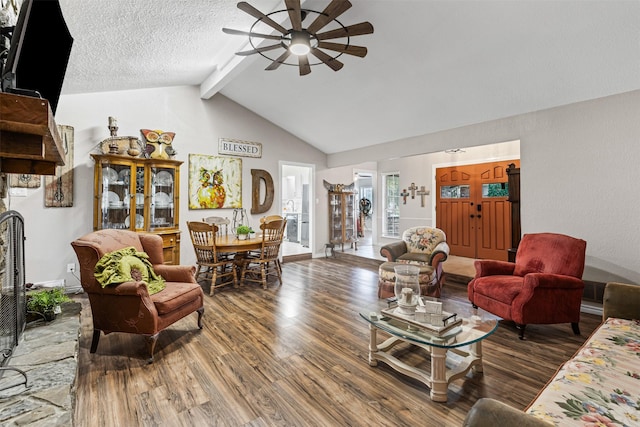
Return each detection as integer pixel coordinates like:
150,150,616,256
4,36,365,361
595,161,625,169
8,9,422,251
224,1,374,75
289,31,311,55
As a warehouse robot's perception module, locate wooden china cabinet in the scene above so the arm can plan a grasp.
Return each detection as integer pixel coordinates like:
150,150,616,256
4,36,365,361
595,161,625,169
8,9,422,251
506,163,521,262
91,153,182,264
328,190,358,251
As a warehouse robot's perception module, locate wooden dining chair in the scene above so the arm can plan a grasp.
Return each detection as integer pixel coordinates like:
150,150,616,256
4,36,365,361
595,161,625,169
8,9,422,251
187,221,237,295
239,218,286,289
258,214,285,272
202,216,230,236
259,214,284,224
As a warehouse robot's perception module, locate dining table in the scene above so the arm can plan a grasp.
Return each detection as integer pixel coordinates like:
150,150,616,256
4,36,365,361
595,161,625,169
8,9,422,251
214,234,263,254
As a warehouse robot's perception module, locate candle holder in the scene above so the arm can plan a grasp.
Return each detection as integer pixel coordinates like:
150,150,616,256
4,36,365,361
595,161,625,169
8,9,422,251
393,264,421,316
100,116,143,157
108,116,119,154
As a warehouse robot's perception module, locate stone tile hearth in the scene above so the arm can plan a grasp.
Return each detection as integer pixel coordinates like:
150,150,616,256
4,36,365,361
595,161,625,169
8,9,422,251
0,301,80,426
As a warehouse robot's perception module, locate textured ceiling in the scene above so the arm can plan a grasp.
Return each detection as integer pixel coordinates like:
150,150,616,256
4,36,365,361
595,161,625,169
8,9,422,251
58,0,640,154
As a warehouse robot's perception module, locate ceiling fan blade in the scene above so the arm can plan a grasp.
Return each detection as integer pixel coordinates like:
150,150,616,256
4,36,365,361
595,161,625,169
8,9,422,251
306,0,352,34
223,28,283,41
317,42,367,58
298,55,311,76
285,0,302,31
316,22,374,41
265,50,293,70
236,43,283,56
237,1,288,34
309,48,344,72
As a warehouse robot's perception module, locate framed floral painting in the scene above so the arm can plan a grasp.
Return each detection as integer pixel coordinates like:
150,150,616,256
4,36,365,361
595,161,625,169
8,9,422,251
188,154,242,209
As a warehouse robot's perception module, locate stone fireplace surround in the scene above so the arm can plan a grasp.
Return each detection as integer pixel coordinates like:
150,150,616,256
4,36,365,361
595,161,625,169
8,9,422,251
0,300,80,425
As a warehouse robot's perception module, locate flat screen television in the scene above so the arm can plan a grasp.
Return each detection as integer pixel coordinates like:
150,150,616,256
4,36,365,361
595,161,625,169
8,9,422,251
1,0,73,115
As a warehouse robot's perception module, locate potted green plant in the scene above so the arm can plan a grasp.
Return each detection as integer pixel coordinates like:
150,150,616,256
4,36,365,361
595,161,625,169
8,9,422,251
236,224,253,240
26,288,71,321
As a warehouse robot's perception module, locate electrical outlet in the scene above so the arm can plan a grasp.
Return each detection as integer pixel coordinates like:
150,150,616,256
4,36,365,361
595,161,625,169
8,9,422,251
67,263,76,273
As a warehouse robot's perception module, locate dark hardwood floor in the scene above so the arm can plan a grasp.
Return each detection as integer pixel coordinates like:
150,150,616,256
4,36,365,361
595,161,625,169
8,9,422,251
73,257,601,426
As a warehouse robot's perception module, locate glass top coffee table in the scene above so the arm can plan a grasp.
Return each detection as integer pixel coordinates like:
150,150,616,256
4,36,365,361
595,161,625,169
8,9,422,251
359,300,498,402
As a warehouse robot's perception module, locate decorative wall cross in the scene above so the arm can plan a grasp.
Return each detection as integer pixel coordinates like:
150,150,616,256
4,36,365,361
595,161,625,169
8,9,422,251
400,188,410,204
417,186,430,207
407,182,418,199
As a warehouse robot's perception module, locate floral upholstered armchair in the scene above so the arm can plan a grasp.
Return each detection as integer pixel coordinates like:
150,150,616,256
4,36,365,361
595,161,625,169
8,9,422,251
378,226,450,298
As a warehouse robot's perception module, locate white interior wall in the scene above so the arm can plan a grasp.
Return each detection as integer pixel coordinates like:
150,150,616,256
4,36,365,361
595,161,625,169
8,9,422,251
12,86,326,286
12,86,639,287
339,90,640,284
376,141,520,246
315,162,376,254
520,91,640,283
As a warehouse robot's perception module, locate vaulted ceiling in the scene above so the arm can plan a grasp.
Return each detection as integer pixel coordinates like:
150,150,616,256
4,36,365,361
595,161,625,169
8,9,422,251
58,0,640,154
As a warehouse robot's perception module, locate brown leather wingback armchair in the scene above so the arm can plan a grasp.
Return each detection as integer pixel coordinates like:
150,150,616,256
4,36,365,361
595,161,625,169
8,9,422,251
71,229,204,362
468,232,586,339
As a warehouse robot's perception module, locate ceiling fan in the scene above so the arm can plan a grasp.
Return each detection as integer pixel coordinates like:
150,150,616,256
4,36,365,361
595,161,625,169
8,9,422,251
222,0,374,76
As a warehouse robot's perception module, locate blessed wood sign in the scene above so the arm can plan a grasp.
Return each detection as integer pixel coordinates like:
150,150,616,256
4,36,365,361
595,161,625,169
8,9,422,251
219,138,262,158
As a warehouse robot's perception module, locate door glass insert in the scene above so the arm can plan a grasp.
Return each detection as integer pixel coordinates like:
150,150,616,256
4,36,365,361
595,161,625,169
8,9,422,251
150,166,175,229
482,182,509,198
440,185,470,199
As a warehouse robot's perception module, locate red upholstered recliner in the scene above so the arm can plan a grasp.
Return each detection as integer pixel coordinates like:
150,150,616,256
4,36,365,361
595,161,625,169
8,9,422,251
468,232,587,339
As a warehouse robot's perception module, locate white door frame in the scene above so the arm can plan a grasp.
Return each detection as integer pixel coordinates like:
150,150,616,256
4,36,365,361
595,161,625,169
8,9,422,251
279,161,315,253
353,168,377,246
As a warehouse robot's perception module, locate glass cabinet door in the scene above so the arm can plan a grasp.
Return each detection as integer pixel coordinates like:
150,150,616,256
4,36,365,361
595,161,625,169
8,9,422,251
328,191,359,250
99,163,134,230
130,165,145,230
344,193,356,243
329,193,342,244
149,165,175,230
92,154,183,264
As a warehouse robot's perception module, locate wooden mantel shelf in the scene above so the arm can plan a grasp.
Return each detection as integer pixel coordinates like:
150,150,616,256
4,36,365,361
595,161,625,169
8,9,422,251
0,92,65,175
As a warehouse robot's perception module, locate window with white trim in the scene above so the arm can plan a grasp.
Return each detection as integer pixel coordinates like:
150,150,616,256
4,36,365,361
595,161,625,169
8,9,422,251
382,173,400,237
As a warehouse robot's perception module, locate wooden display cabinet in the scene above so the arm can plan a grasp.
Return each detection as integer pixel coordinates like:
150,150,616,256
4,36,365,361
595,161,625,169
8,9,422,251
91,154,182,264
506,163,521,262
328,190,358,251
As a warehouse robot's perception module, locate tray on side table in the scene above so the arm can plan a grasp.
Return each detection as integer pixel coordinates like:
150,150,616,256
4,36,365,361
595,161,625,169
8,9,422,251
381,308,463,336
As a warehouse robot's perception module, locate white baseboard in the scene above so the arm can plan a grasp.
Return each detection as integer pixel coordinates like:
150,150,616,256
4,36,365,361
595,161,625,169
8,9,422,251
581,302,603,317
31,279,65,289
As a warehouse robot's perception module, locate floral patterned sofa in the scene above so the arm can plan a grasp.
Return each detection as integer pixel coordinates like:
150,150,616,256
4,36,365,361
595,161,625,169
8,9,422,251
378,226,450,298
463,281,640,427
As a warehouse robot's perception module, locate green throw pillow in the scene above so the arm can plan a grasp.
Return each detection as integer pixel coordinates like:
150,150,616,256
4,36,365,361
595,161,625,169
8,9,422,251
94,247,166,295
119,255,150,283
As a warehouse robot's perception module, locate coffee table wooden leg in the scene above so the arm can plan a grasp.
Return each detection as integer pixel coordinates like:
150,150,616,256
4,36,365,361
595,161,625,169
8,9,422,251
430,346,448,402
368,324,378,366
470,340,483,373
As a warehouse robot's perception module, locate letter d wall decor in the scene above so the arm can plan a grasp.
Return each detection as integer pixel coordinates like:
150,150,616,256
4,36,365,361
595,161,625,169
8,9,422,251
251,169,274,214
